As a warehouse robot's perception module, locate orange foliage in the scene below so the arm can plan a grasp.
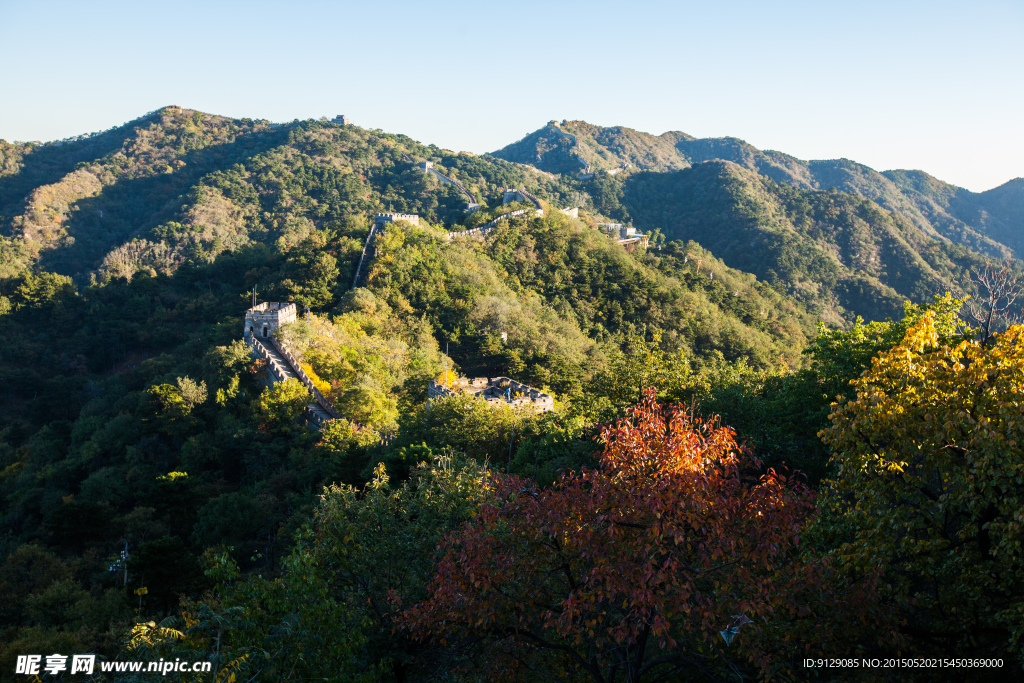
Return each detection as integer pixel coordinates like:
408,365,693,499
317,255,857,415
400,390,868,680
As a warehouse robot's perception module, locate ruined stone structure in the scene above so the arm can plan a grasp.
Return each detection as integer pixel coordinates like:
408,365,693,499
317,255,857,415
333,114,348,125
427,376,554,413
244,302,297,340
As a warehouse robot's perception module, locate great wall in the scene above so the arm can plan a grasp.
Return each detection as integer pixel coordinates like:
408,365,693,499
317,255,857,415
544,120,591,175
349,156,551,288
243,300,556,429
446,209,531,240
244,302,341,427
242,125,644,430
414,157,482,212
350,212,421,288
446,189,545,240
350,155,647,289
351,223,377,289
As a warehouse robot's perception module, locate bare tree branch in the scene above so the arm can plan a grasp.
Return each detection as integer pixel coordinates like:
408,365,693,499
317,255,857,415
950,263,1024,344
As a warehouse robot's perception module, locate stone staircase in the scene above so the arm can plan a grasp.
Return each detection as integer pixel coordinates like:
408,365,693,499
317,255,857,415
248,333,334,426
351,224,378,289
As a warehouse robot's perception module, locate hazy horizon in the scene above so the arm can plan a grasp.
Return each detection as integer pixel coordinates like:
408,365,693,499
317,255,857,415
2,0,1020,193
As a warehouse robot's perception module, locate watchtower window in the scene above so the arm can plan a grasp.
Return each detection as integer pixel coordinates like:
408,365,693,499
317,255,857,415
262,325,269,338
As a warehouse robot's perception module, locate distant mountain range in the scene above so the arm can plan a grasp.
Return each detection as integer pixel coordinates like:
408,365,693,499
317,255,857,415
1,109,1020,328
494,120,1021,322
493,120,1023,259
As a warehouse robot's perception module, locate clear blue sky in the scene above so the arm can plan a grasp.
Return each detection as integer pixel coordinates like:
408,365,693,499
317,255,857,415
1,0,1020,192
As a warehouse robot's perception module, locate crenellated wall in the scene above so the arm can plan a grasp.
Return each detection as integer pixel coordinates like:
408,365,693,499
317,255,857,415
419,161,480,212
248,333,335,427
502,188,544,216
271,338,341,420
244,302,297,339
374,212,420,226
246,303,342,427
352,224,378,289
447,209,532,241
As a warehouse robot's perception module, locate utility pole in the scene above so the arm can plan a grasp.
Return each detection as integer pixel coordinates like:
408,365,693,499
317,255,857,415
507,411,519,474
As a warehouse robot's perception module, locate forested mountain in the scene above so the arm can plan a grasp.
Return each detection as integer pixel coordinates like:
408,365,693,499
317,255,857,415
493,119,1020,323
493,119,1022,260
882,169,1024,255
1,108,1023,680
4,109,1018,328
619,162,991,323
0,108,573,282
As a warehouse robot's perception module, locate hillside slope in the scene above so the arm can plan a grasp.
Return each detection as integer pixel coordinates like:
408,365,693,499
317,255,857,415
364,213,815,378
2,109,1017,336
0,108,817,410
0,108,574,282
619,162,988,323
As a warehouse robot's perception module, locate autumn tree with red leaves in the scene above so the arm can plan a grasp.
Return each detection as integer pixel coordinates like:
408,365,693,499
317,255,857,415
400,391,830,682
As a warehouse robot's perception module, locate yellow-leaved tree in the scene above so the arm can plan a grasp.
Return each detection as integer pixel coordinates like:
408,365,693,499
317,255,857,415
819,312,1024,664
299,361,331,396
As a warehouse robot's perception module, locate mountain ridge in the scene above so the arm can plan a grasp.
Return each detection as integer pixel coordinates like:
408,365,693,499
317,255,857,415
491,120,1021,259
0,107,1018,331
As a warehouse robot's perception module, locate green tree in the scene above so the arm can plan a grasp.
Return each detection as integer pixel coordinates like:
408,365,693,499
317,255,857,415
255,379,309,432
805,293,967,400
336,384,398,432
8,271,76,310
125,455,490,681
144,376,208,437
817,313,1024,666
398,392,541,466
282,230,341,311
315,418,380,484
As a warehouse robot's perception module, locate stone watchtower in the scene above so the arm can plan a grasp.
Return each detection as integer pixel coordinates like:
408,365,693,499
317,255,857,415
244,302,297,340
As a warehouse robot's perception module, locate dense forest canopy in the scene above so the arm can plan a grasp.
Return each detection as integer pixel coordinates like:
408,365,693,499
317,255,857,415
1,107,1022,680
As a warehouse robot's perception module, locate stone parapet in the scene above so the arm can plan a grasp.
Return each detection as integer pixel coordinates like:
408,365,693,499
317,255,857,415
271,337,341,419
502,188,544,216
448,208,531,241
374,212,420,226
248,334,334,428
419,162,480,211
352,225,378,289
